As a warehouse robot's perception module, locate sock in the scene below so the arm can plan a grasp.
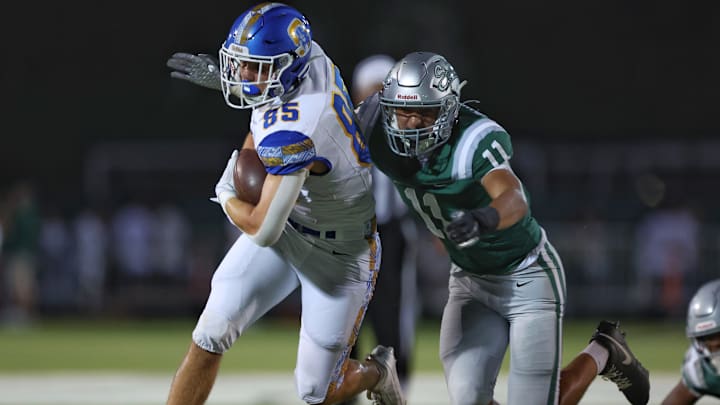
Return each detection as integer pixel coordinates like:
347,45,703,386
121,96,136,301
582,341,609,374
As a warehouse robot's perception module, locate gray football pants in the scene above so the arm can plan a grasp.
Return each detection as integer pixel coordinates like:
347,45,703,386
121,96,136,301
439,239,566,405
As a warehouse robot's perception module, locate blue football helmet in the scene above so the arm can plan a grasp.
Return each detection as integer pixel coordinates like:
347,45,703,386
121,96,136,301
687,279,720,372
219,3,312,109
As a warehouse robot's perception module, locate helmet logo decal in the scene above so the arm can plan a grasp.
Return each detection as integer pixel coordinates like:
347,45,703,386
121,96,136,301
396,94,419,100
287,18,311,57
434,64,454,92
695,320,717,333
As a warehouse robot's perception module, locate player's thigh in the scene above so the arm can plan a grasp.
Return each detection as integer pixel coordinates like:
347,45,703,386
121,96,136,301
440,274,509,405
297,235,379,345
193,234,298,353
294,234,380,403
505,254,565,404
506,310,562,405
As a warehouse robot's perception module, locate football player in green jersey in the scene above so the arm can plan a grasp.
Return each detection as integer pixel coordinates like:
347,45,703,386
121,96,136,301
363,51,650,405
661,279,720,404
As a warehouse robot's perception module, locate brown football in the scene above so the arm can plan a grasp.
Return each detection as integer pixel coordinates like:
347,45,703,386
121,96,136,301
233,148,267,205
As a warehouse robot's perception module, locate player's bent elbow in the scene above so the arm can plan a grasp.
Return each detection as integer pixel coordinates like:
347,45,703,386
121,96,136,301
247,228,283,247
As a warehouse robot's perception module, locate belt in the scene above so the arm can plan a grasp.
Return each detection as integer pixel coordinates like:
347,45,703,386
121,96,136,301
288,217,375,240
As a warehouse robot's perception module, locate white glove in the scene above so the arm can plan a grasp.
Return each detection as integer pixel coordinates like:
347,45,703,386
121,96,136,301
213,150,238,222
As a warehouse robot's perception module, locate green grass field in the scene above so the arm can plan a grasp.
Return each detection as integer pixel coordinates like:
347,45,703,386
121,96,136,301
0,317,689,374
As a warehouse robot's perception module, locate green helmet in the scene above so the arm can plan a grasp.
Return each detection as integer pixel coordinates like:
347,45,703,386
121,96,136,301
687,279,720,338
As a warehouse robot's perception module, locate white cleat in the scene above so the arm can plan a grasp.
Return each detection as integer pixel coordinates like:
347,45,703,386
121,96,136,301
365,345,406,405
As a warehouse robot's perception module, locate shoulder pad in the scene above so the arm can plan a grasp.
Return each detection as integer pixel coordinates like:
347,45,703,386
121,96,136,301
257,131,317,175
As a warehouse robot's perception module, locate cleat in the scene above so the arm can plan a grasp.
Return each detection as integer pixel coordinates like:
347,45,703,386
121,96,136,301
590,320,650,405
365,345,406,405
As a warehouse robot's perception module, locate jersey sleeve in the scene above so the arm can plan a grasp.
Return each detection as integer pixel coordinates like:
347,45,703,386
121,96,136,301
680,346,720,398
451,119,513,182
256,130,319,175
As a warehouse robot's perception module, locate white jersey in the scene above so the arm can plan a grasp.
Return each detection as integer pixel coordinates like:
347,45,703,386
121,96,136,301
250,42,375,237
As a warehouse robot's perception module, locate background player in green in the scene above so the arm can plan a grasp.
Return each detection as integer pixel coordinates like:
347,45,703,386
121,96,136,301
365,51,650,405
661,278,720,404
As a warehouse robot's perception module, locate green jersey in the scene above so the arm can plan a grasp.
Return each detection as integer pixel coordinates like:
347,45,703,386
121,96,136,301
681,346,720,398
369,105,542,275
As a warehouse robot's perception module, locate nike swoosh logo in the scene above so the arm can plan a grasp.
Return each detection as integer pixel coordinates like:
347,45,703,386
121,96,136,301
516,280,532,287
599,333,633,365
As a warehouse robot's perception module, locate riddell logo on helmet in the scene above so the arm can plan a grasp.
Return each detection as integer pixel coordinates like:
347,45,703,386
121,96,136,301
396,94,419,100
696,320,717,332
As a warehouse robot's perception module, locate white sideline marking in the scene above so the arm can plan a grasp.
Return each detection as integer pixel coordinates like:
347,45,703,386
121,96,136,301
0,372,715,405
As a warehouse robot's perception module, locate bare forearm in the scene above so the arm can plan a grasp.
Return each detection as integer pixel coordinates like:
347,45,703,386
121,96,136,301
490,188,527,230
661,381,699,405
225,197,264,234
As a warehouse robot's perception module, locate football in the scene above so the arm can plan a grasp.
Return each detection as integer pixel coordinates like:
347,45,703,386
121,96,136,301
233,148,267,205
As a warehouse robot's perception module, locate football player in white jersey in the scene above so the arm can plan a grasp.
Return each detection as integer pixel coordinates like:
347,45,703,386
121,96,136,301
662,279,720,404
165,3,404,405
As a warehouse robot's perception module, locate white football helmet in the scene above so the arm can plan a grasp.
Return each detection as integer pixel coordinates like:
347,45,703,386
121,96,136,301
687,279,720,372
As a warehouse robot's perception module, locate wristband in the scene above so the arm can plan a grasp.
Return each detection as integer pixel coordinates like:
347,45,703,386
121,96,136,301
470,206,500,232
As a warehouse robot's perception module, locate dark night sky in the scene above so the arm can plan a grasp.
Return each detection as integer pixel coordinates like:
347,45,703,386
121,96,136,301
2,1,719,197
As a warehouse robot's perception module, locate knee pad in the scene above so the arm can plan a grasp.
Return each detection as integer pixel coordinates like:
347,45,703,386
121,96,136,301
304,324,348,352
191,310,239,354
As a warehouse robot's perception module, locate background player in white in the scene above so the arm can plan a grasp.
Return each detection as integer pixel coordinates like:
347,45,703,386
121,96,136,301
662,278,720,404
165,4,404,405
365,51,650,405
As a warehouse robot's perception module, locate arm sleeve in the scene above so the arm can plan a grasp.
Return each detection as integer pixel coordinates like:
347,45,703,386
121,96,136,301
249,129,317,246
248,168,309,247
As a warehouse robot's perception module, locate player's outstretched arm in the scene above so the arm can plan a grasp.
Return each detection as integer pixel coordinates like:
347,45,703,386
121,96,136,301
661,380,700,405
166,52,222,91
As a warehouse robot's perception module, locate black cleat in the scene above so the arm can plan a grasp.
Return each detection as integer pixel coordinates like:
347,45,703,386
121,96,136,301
590,320,650,405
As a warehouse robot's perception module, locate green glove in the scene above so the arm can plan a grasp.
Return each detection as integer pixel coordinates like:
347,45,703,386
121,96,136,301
166,52,222,91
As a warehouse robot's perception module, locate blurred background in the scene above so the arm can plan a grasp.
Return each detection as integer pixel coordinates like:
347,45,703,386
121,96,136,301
0,0,719,403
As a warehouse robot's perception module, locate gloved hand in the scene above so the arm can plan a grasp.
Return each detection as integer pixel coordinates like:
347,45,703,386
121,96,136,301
212,150,238,223
166,52,222,91
445,206,500,248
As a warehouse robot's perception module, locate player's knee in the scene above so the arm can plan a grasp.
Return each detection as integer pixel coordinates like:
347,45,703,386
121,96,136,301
192,310,240,354
296,372,332,405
